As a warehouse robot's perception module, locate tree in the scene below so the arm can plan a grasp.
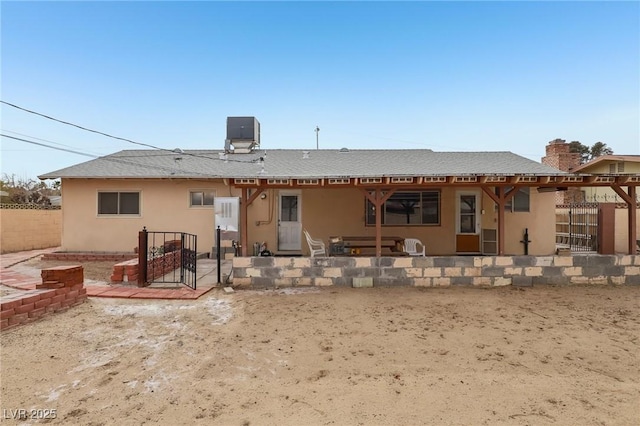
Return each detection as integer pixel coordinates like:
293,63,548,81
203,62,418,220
0,174,60,206
569,141,613,164
590,141,613,158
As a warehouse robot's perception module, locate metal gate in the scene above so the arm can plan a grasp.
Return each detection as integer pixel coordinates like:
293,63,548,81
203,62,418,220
555,203,599,253
142,230,197,289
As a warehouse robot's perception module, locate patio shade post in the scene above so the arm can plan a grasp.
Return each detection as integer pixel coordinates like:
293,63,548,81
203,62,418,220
612,184,638,254
630,186,637,255
481,186,518,256
359,188,396,257
375,188,382,257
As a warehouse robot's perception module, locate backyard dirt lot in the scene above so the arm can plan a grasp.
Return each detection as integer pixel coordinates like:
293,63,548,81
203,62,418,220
1,285,639,425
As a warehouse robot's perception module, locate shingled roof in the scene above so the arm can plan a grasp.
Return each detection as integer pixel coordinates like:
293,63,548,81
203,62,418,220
39,149,566,179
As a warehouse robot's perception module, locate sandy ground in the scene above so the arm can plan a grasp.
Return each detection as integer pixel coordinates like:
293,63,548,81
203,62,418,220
1,285,638,425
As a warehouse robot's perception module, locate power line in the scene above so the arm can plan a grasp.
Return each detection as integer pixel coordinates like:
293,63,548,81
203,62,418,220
1,134,97,158
1,100,165,149
0,100,260,164
1,129,107,156
0,134,212,176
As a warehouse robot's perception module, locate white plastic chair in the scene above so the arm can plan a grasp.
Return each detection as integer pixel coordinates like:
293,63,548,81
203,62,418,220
303,229,326,257
403,238,426,256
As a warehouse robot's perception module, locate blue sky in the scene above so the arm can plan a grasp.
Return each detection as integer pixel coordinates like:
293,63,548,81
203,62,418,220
1,1,638,180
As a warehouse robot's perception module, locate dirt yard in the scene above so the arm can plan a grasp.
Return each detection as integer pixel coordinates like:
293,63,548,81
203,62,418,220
1,285,638,425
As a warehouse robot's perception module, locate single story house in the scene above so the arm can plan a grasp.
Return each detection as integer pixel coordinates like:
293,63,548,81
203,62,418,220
38,123,639,258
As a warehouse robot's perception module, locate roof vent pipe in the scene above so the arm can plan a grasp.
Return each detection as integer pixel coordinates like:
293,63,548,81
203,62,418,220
302,151,310,159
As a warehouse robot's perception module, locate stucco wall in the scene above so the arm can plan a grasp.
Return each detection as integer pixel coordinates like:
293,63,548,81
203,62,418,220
61,179,239,252
61,179,557,255
614,207,640,254
0,207,62,253
250,187,556,256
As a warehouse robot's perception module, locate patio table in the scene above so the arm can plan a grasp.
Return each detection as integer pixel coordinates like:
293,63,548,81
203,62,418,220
329,236,406,256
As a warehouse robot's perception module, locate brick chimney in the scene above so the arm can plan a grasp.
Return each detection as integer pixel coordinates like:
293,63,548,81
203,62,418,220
541,139,584,204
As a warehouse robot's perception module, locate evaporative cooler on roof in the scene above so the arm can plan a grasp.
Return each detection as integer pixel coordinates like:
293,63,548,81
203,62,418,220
225,117,260,153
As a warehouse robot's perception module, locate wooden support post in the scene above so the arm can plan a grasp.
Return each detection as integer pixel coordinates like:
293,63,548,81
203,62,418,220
359,188,396,257
611,185,638,254
375,188,382,257
481,186,518,255
628,186,637,255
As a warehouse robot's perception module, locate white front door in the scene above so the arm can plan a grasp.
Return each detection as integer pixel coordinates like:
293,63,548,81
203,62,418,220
278,191,302,251
456,191,481,253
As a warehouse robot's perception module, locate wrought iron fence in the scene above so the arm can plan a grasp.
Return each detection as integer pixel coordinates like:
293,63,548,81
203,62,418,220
555,203,599,253
143,230,197,289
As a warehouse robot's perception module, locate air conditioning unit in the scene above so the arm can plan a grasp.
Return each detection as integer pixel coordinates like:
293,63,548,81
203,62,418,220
226,117,260,153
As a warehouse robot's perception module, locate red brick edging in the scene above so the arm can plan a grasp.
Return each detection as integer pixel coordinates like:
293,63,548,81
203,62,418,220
1,265,87,331
42,253,136,262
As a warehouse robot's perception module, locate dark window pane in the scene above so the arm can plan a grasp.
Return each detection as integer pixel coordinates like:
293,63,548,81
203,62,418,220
422,191,440,224
513,187,530,212
460,214,475,233
366,190,439,226
281,196,298,222
191,192,203,206
203,192,215,205
98,192,118,214
460,195,475,213
385,192,420,224
119,192,140,214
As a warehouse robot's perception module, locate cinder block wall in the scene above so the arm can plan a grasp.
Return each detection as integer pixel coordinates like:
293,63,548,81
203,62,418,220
0,208,62,253
232,255,640,288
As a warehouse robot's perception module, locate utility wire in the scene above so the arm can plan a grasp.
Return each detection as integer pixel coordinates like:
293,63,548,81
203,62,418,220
1,128,107,156
2,134,97,158
1,134,213,176
0,100,260,164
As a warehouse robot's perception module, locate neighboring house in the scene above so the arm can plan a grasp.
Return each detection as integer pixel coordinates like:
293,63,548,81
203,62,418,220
572,155,640,254
572,155,640,202
38,120,639,257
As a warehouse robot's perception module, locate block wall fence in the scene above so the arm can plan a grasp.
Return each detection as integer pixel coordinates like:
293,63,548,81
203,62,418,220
232,255,640,288
0,207,61,253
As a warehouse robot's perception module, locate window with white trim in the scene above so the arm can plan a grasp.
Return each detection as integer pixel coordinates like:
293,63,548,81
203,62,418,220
98,192,140,215
190,190,215,207
366,191,440,226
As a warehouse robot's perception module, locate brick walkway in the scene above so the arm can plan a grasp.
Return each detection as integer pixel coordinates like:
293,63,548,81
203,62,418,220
0,248,216,300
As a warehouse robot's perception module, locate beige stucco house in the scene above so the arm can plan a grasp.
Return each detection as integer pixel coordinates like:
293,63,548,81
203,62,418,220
39,145,639,257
